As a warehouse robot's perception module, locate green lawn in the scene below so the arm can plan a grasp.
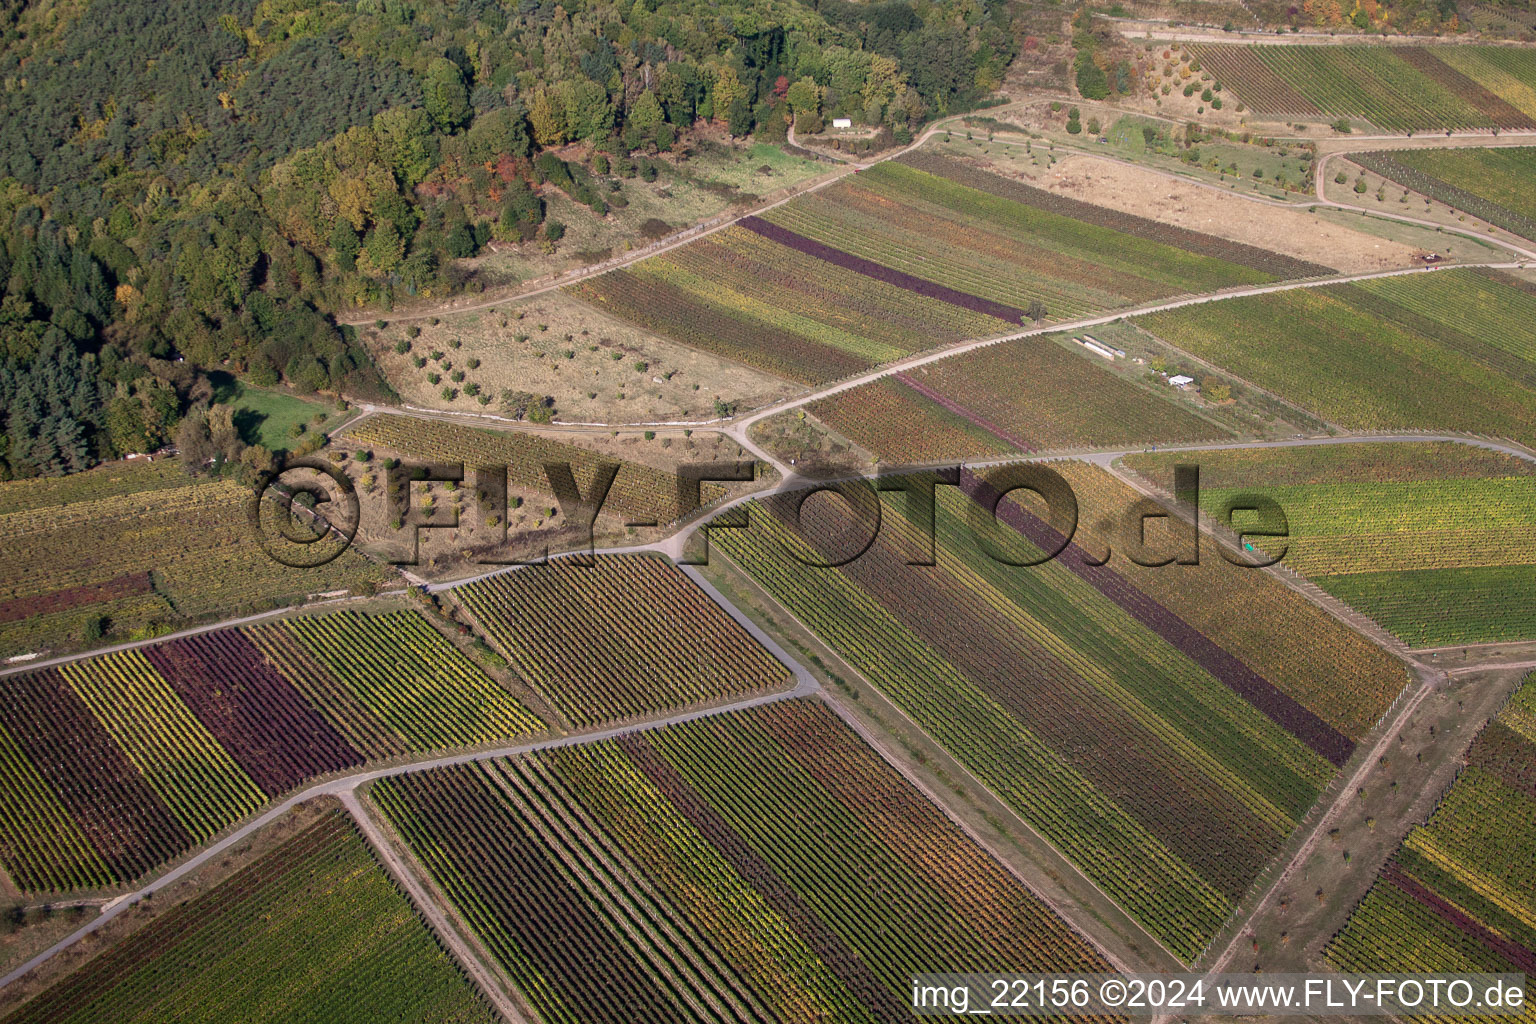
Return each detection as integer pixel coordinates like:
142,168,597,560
686,141,823,190
221,380,341,452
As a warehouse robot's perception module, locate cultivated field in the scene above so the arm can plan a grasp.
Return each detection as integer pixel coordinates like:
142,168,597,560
569,221,1018,386
1135,269,1536,447
452,556,790,727
0,608,541,893
1326,672,1536,1005
712,464,1407,961
370,699,1120,1024
569,151,1331,386
0,811,497,1023
0,461,388,661
810,334,1230,463
1351,147,1536,243
1123,442,1536,647
1189,45,1536,131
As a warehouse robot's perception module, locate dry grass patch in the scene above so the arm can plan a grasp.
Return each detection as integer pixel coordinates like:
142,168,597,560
367,291,796,425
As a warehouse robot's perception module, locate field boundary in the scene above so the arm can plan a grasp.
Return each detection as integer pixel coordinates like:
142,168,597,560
341,790,533,1024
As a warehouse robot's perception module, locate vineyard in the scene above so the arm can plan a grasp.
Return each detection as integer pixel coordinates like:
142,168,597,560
806,377,1016,465
567,222,1016,386
1188,45,1536,131
0,460,387,661
891,154,1333,282
253,609,544,752
1123,442,1536,646
344,412,711,526
451,556,790,726
569,152,1328,386
0,608,541,892
1326,673,1536,1003
1323,566,1536,650
1351,147,1536,242
710,464,1406,960
810,335,1229,463
763,156,1322,317
370,699,1119,1024
1134,269,1536,449
0,810,498,1024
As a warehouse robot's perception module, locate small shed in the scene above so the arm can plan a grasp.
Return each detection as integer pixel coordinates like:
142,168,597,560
831,118,853,129
1168,374,1195,388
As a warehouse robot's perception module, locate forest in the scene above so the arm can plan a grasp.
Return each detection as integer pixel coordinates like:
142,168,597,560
0,0,1018,478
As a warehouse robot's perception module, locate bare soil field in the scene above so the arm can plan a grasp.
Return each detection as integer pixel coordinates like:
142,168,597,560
366,292,798,425
1015,153,1423,272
